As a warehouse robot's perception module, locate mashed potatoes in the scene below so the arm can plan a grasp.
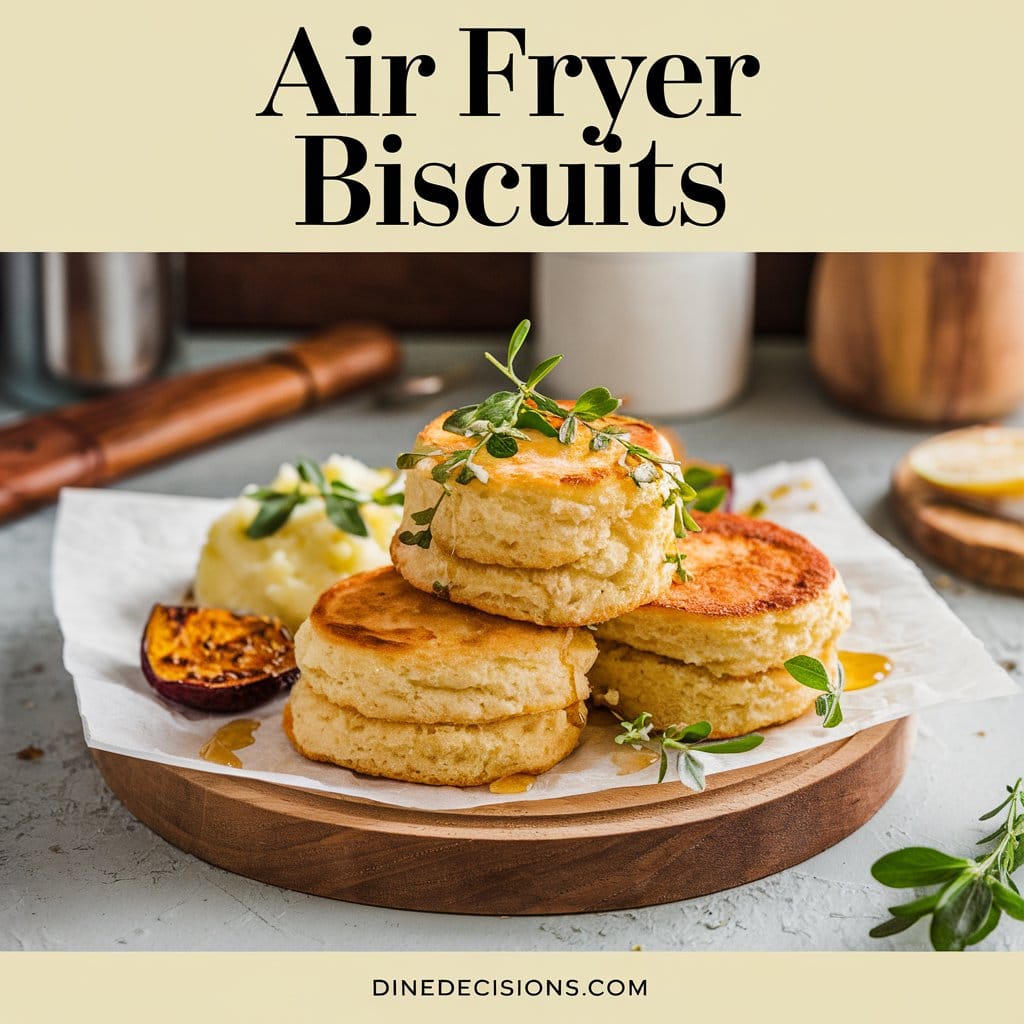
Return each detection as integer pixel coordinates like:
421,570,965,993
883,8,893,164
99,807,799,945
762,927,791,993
194,456,402,633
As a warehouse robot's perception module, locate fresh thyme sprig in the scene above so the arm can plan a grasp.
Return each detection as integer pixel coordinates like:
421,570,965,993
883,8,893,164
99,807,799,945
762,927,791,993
244,457,403,540
612,710,764,792
869,779,1024,950
396,319,702,573
784,654,845,728
681,465,729,515
664,552,691,582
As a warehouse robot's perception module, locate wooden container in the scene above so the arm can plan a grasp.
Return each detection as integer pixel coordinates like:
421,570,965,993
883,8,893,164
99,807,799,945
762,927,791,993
809,254,1024,423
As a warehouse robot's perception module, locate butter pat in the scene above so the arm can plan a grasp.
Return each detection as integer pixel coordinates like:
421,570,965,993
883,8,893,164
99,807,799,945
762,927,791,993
194,456,402,633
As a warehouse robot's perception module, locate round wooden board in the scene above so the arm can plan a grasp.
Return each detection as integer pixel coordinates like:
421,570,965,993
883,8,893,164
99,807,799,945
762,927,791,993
92,716,912,916
891,455,1024,594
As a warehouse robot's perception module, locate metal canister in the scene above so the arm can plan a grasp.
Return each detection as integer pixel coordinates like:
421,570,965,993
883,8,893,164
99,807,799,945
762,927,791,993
1,253,177,408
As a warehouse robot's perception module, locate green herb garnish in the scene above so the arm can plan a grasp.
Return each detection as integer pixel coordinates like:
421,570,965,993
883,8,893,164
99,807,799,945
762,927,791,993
784,654,845,728
396,320,699,576
682,465,729,514
244,458,403,539
612,710,764,792
664,551,691,582
869,779,1024,950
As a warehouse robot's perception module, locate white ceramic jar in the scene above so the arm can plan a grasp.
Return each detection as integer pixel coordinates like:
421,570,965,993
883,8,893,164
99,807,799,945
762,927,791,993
533,253,755,418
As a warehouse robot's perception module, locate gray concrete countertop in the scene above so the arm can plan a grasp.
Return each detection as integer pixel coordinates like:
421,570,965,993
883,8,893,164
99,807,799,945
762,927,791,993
2,335,1022,951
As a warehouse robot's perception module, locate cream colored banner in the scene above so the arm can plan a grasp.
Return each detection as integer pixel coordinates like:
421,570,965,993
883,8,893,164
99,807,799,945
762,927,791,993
2,0,1022,250
3,951,1023,1022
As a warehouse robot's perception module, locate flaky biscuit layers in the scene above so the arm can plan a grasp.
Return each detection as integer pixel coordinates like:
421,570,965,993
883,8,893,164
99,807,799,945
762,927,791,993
591,513,851,737
286,566,596,786
285,683,588,788
591,641,841,739
391,410,678,626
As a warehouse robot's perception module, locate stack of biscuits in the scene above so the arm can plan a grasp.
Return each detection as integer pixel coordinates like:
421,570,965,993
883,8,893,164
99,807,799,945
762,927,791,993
590,513,851,737
285,567,595,786
284,405,852,786
285,409,680,786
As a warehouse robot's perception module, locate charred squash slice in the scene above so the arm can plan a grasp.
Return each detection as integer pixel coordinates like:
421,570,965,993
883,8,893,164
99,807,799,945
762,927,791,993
141,605,298,711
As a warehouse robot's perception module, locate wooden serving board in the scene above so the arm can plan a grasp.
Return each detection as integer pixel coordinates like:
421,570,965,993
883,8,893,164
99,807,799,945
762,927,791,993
891,455,1024,594
92,717,912,915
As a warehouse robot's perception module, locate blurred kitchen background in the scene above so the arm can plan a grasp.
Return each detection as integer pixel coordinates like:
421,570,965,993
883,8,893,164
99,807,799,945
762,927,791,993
3,251,1024,528
1,252,808,411
5,252,1024,420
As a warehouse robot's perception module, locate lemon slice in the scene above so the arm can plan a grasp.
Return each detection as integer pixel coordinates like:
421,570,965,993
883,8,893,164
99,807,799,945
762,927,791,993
909,426,1024,497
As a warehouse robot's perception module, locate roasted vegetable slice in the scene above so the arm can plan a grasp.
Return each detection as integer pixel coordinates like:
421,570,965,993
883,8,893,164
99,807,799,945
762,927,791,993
141,605,298,712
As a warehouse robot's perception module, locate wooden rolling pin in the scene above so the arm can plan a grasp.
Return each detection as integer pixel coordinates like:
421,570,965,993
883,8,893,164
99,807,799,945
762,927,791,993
0,323,401,523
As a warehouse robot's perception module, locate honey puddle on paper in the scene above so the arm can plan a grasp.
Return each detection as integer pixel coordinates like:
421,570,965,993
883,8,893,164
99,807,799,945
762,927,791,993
839,651,894,692
611,748,659,775
489,774,536,795
199,719,260,768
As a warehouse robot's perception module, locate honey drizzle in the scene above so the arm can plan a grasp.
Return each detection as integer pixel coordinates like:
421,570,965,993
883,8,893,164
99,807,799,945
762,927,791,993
611,748,659,775
199,718,260,768
489,774,536,795
839,651,894,692
560,628,580,704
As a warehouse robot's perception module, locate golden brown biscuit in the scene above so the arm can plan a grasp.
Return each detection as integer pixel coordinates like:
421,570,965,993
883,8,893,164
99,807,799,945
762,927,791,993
590,514,851,737
408,410,677,568
596,513,851,676
285,678,588,787
590,640,838,739
294,566,595,723
392,409,678,625
391,513,673,628
286,567,595,785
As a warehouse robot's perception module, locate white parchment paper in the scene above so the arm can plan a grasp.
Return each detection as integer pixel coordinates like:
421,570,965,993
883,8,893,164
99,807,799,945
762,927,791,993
53,460,1017,811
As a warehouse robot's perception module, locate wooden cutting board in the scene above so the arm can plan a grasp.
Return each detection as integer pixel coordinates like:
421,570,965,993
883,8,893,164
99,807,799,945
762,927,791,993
92,716,912,915
891,455,1024,594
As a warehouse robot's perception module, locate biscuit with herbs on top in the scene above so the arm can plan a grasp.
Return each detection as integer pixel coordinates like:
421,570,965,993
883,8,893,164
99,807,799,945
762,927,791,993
390,320,699,627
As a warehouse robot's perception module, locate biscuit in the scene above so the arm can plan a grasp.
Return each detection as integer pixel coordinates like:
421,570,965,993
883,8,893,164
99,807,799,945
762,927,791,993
590,513,851,737
294,566,595,723
596,512,851,675
392,409,677,625
391,512,673,627
285,678,588,787
590,639,839,738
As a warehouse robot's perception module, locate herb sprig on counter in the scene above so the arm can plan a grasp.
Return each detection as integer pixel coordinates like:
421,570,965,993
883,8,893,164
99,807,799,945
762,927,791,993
245,458,403,540
869,779,1024,950
613,711,764,792
784,654,845,728
396,319,705,575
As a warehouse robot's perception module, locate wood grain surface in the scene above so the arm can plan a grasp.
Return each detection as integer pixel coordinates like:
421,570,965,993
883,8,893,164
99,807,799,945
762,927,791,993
891,455,1024,593
92,717,913,915
0,324,400,523
810,254,1024,423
